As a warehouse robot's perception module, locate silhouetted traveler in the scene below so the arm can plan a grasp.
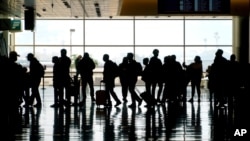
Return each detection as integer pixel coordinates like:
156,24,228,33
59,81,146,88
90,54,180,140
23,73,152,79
102,54,121,107
22,67,31,107
227,54,242,106
162,55,183,103
75,55,82,78
118,57,129,102
27,53,44,107
183,56,203,102
51,56,60,107
148,49,163,103
209,49,229,107
206,65,214,102
78,52,96,105
141,57,151,96
126,52,142,108
58,49,72,106
5,51,23,138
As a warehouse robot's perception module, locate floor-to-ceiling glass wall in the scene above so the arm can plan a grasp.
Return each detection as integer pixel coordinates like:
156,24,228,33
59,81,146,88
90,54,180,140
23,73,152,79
14,16,232,86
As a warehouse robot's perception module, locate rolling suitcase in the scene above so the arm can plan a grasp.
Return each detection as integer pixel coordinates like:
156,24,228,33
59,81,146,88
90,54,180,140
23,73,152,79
95,81,106,107
69,75,80,105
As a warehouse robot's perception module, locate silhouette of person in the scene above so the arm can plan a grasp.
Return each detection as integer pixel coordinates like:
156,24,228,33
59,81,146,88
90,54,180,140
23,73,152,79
227,54,242,106
27,53,44,107
51,56,60,107
141,57,151,97
6,51,23,136
148,49,163,103
74,55,82,78
118,57,129,102
102,54,121,107
126,52,142,108
8,51,24,106
206,65,214,102
209,49,229,107
58,49,72,106
22,66,31,107
78,52,96,105
183,56,203,102
162,55,183,103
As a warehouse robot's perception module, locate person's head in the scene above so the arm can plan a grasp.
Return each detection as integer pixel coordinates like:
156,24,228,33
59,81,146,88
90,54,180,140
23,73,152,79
230,54,236,61
215,49,223,57
84,52,89,58
143,58,149,65
103,54,109,62
27,53,34,61
127,52,134,61
153,49,159,57
61,49,67,57
52,56,59,63
194,56,201,63
9,51,20,62
171,54,176,61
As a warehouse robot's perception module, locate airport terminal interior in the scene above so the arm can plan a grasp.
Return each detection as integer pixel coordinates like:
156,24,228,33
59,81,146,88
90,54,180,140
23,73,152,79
1,0,250,141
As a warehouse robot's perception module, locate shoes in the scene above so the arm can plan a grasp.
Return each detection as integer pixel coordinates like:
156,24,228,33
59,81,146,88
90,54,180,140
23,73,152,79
23,104,30,108
115,101,121,107
34,104,41,107
128,104,136,108
50,103,59,107
188,98,193,102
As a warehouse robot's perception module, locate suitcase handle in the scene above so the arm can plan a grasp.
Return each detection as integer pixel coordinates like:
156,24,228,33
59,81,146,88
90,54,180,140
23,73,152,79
100,80,105,90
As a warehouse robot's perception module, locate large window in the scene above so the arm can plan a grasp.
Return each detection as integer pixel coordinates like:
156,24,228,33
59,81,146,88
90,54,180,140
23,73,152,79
14,16,232,85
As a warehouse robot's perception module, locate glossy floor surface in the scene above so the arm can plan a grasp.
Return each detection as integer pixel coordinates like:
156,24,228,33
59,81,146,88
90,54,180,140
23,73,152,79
12,86,249,141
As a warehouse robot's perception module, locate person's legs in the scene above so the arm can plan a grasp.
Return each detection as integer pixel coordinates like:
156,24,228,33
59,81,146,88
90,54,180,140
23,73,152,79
88,77,95,101
121,82,129,102
105,83,112,106
189,81,195,102
156,82,163,102
80,78,87,103
32,78,41,107
110,88,121,107
196,81,201,102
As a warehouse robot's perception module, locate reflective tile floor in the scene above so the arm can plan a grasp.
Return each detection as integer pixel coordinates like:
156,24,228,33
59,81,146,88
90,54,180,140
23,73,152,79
11,86,249,141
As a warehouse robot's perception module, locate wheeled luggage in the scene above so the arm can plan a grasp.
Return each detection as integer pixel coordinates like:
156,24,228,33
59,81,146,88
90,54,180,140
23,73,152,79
69,75,80,105
95,81,106,107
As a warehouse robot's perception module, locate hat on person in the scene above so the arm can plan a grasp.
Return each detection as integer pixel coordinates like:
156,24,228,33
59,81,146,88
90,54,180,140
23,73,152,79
9,51,20,57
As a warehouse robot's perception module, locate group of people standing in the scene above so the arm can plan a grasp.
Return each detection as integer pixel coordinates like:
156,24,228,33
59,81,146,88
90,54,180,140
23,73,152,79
50,48,248,109
3,48,247,110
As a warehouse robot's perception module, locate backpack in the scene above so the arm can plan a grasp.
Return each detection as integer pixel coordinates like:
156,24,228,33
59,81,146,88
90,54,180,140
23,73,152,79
38,62,45,77
112,62,119,78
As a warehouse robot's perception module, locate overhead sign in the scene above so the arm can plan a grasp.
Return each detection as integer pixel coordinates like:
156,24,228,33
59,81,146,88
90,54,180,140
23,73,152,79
11,20,21,31
158,0,230,14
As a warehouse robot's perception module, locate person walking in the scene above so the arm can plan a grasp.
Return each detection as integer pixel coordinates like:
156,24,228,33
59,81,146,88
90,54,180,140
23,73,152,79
102,54,121,107
126,52,142,108
118,57,129,102
27,53,44,107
